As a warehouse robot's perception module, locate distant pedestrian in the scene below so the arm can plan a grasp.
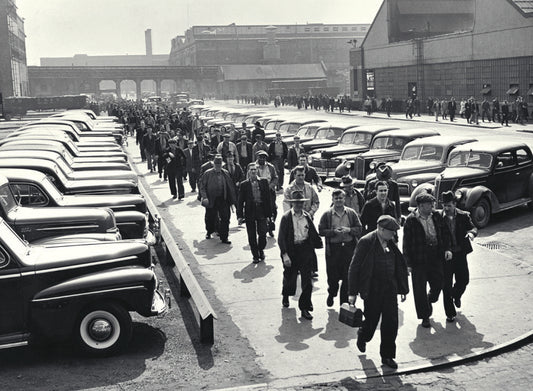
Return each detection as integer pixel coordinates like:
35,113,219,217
268,132,288,191
163,138,186,199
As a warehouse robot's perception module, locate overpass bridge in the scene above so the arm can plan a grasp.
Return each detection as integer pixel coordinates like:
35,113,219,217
28,65,221,98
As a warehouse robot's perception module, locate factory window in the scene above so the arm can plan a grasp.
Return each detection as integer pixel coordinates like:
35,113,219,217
361,27,367,31
351,27,357,31
305,27,310,32
314,27,320,32
324,27,329,31
333,27,338,31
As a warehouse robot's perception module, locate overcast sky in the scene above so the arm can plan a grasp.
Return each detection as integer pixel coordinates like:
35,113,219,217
17,0,383,65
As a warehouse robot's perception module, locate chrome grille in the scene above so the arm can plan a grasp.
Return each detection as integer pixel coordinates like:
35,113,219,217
398,183,410,196
353,157,366,180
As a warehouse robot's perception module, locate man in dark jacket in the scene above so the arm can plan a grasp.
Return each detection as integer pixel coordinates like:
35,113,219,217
348,215,409,369
287,136,305,170
440,191,478,322
363,163,401,219
236,133,253,169
360,181,398,235
403,193,452,328
268,132,288,190
237,162,272,263
278,190,323,320
163,138,186,199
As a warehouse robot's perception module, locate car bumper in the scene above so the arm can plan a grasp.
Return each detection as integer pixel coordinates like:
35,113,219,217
151,289,169,317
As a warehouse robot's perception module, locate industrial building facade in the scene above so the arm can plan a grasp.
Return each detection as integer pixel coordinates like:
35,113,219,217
350,0,533,107
0,0,29,98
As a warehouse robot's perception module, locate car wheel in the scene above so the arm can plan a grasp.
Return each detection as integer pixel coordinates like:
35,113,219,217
471,198,491,228
75,303,132,356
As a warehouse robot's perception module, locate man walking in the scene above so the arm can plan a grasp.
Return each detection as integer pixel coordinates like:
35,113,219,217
237,162,272,263
403,193,452,328
319,189,362,308
348,215,409,369
360,181,398,235
287,136,305,170
440,191,477,322
163,138,186,199
268,132,288,191
236,133,253,169
278,190,323,320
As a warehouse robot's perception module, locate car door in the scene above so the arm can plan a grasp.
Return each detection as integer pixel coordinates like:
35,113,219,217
488,151,516,204
510,148,533,200
0,245,24,338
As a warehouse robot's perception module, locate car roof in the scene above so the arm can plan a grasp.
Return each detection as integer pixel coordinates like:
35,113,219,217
280,119,327,126
315,120,360,130
404,135,478,148
343,124,399,134
373,128,440,138
0,168,47,182
452,140,530,154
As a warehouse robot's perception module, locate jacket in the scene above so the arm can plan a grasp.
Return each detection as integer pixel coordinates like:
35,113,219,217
236,178,272,220
268,140,288,161
318,207,362,257
287,145,306,170
199,168,237,208
440,208,477,255
360,197,398,235
348,231,409,300
222,162,245,187
278,210,323,258
163,145,186,173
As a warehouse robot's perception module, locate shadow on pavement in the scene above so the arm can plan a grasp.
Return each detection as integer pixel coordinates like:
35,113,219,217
233,261,274,283
319,309,357,348
274,308,324,351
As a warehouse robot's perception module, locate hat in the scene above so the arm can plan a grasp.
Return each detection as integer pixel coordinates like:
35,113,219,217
223,132,231,138
377,215,400,231
256,150,268,157
254,121,263,128
415,192,436,205
284,190,310,203
339,175,353,187
376,163,392,180
213,154,223,164
441,191,457,203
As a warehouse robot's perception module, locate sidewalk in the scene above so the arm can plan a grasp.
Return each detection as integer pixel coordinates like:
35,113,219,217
126,139,533,390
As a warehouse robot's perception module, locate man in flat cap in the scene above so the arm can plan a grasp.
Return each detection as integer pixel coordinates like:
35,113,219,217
348,214,409,369
217,131,239,164
403,192,452,328
255,149,279,236
440,191,477,322
278,190,323,320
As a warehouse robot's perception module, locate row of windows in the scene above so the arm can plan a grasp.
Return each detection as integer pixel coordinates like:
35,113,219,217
303,26,367,32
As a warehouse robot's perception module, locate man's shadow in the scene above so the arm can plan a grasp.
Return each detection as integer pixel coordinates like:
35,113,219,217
318,309,356,348
233,261,274,283
274,308,324,351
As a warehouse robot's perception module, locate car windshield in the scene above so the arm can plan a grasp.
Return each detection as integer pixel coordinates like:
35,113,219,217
315,127,343,140
265,121,281,130
448,151,493,169
233,114,246,123
0,183,18,213
339,131,373,146
402,145,444,161
0,218,29,258
372,136,407,151
296,126,319,138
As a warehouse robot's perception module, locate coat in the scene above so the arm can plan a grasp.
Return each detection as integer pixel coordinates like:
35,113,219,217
236,178,272,220
222,162,245,187
287,145,306,170
163,145,186,173
278,210,323,259
318,207,362,257
440,208,477,255
268,140,288,161
360,197,398,235
347,230,409,300
199,168,237,208
236,141,253,169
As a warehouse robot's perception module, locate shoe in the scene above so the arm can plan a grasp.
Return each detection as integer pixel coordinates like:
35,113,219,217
421,318,431,328
172,194,177,199
326,294,334,307
178,195,184,200
205,233,211,239
381,358,398,369
221,239,231,244
308,304,313,312
282,295,289,308
356,329,366,353
312,272,318,279
259,250,265,260
268,230,274,237
159,173,162,178
252,258,260,264
454,297,461,308
446,316,456,323
301,310,313,320
191,189,196,193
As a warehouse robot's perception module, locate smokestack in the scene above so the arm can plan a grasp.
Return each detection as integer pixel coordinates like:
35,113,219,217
145,29,153,56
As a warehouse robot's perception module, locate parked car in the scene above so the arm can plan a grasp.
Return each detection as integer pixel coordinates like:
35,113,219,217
335,128,440,187
22,120,117,139
2,168,156,243
301,121,355,152
409,141,533,228
0,218,168,355
292,122,327,144
0,174,121,243
6,128,121,150
278,119,327,146
0,158,139,195
310,125,398,179
385,136,477,203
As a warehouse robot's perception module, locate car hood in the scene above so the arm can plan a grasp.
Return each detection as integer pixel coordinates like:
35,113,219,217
61,194,145,210
320,144,369,157
440,167,489,180
67,169,137,183
390,160,444,175
63,178,138,195
303,140,337,150
12,206,113,225
359,149,400,160
29,240,149,271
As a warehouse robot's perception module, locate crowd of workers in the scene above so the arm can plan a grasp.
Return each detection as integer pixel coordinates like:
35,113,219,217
105,99,479,370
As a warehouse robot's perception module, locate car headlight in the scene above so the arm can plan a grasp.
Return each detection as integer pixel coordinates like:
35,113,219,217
455,189,463,201
411,179,418,188
345,162,352,169
369,161,377,170
307,156,312,164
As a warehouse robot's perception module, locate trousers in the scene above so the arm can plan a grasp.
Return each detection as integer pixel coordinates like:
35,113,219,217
282,243,314,311
443,251,469,318
205,196,231,240
411,248,444,319
326,242,355,304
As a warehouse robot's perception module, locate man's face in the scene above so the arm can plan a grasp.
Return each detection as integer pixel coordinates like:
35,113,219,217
257,155,266,165
299,157,307,166
376,185,388,202
294,170,305,185
378,226,395,241
227,155,234,163
276,134,281,141
333,193,345,208
442,201,456,215
248,166,258,179
418,201,434,215
292,201,304,213
214,162,222,172
294,138,300,146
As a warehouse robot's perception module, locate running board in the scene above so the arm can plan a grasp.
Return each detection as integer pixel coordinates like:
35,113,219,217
496,198,532,212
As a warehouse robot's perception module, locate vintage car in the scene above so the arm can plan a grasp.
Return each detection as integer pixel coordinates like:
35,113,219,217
41,114,125,142
1,168,155,243
409,141,533,228
22,120,117,140
335,128,440,187
0,218,168,355
278,119,327,146
0,174,121,244
52,109,120,123
0,137,127,162
0,142,130,169
0,158,139,195
381,135,478,203
6,128,121,150
310,125,398,179
301,121,357,152
0,151,137,183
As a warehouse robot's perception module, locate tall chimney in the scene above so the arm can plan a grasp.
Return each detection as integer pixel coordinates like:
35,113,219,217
145,29,153,56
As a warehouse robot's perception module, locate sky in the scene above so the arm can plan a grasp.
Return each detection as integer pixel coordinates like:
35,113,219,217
16,0,383,65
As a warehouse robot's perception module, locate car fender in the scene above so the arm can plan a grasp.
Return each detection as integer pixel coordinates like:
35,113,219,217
459,186,498,211
30,267,156,339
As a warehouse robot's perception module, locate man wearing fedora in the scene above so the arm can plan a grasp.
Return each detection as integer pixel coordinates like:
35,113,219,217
339,175,365,215
200,154,237,244
236,132,253,169
237,162,272,263
319,188,362,308
163,137,187,199
403,193,452,328
252,121,265,141
440,191,477,322
348,215,409,369
278,190,323,320
364,163,401,219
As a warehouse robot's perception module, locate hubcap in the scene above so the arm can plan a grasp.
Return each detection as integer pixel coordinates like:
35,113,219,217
89,318,113,341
